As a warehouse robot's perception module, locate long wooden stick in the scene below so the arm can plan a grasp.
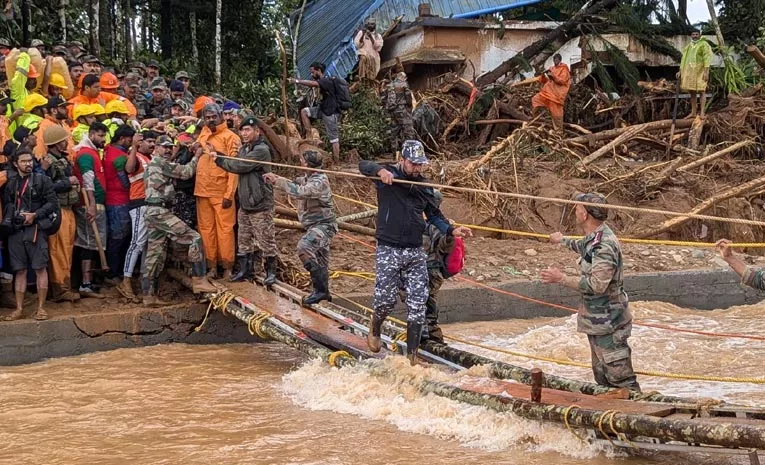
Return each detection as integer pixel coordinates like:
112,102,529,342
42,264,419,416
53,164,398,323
81,191,108,271
275,31,291,162
665,80,680,159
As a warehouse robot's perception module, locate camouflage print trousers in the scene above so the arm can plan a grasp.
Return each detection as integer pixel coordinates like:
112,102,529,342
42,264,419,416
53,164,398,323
390,108,416,147
238,209,278,257
144,206,205,278
588,324,641,391
297,222,337,269
374,245,428,324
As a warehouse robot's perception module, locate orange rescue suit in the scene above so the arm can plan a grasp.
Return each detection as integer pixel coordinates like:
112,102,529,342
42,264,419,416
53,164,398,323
531,63,571,127
195,122,240,270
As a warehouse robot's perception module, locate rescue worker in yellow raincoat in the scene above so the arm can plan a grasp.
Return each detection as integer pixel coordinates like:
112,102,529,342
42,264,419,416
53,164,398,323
678,29,713,118
531,53,571,131
195,103,240,279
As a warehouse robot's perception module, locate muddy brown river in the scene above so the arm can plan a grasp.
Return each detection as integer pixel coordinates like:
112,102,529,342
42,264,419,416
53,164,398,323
0,300,763,464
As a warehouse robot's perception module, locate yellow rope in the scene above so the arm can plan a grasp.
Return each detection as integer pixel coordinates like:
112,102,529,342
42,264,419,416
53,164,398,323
596,410,619,446
391,331,407,353
330,188,765,248
328,350,353,367
247,311,273,339
335,287,765,384
304,270,377,282
562,404,586,442
194,290,237,332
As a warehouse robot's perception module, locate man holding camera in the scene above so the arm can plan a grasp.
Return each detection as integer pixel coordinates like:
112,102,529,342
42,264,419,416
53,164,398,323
353,17,384,86
3,150,59,321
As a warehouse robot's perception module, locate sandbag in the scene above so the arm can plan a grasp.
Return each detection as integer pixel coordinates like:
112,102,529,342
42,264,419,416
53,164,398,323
4,48,18,81
28,48,45,92
50,57,74,99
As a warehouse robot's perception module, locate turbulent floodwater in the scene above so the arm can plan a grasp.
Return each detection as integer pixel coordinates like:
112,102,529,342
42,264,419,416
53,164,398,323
0,300,763,464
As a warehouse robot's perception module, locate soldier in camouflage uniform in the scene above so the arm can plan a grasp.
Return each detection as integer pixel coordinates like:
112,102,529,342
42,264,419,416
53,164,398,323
212,116,278,286
264,151,337,305
542,193,640,392
360,140,472,365
142,135,216,305
383,72,416,148
716,238,765,290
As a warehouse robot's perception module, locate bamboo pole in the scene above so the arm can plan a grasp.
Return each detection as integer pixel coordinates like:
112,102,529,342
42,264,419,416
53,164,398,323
677,140,754,173
336,209,378,223
567,119,693,145
275,31,290,162
274,217,376,237
577,125,646,167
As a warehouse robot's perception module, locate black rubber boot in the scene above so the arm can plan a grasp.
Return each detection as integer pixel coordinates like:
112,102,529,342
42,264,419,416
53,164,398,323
230,253,253,282
367,313,384,353
301,261,331,306
406,321,424,365
263,256,278,288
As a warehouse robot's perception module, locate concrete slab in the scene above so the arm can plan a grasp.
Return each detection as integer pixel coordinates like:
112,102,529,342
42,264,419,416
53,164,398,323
0,304,255,366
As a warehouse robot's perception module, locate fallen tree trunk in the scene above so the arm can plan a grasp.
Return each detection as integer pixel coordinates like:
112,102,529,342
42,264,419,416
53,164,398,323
336,209,378,223
567,119,693,145
639,174,765,238
677,140,754,173
746,45,765,71
274,217,377,237
257,117,291,162
577,125,646,167
475,0,620,87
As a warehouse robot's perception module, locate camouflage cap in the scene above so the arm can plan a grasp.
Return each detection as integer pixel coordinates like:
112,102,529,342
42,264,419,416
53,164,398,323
156,135,175,147
125,72,141,87
574,192,608,221
401,140,428,164
302,150,323,169
52,45,68,56
175,71,189,80
31,39,44,47
0,38,10,47
68,40,84,47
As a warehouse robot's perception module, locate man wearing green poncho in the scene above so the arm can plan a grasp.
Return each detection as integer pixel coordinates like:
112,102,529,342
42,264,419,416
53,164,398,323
678,29,713,118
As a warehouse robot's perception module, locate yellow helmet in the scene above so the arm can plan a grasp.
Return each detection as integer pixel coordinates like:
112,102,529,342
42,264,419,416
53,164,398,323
49,73,68,90
23,93,49,113
105,99,129,115
91,103,106,116
73,104,96,121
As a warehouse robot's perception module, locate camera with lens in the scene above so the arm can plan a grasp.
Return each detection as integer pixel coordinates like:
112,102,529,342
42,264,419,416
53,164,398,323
12,212,26,230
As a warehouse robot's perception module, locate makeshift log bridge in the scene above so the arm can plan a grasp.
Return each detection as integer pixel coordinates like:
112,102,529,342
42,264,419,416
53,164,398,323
174,271,765,463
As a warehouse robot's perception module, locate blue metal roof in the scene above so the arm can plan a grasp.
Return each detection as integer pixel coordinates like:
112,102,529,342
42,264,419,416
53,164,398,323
292,0,543,79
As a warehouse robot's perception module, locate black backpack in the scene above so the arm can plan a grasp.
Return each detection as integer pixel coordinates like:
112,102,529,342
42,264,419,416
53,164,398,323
332,77,352,111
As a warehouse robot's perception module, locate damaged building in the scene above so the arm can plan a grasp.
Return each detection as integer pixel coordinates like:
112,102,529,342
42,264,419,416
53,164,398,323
290,0,718,90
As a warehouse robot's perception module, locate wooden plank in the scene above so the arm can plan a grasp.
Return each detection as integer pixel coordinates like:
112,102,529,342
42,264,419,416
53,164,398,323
452,376,677,416
227,281,378,357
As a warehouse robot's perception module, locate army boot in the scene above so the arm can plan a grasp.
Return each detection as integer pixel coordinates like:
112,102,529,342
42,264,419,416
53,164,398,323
406,321,424,366
263,256,278,288
367,314,384,353
191,261,217,294
230,253,253,282
301,261,331,305
141,278,169,307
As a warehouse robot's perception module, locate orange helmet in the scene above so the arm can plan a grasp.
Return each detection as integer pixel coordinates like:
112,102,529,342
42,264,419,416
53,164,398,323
193,96,214,116
28,64,40,79
99,72,119,90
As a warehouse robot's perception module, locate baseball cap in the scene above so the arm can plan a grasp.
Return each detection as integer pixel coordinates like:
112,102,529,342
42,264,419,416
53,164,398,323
401,140,428,164
0,38,11,48
573,193,609,221
147,60,160,69
169,79,185,92
172,99,190,113
52,45,68,56
124,72,141,88
302,150,323,168
82,55,102,64
175,71,189,80
150,78,168,90
46,95,67,109
156,135,175,147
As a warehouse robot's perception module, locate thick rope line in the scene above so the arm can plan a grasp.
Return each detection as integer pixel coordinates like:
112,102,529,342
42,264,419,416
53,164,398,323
333,232,765,342
249,158,765,228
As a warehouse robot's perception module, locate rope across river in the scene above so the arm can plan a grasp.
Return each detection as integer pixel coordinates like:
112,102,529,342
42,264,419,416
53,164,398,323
225,156,765,230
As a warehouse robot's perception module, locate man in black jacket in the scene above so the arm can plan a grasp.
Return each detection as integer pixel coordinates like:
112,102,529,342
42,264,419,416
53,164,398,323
359,140,471,364
3,150,59,320
211,116,277,285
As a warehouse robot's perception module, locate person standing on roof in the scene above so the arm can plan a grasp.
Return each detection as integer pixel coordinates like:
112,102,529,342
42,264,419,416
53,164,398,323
195,103,240,279
212,116,278,285
678,29,713,118
531,53,571,132
359,140,472,365
353,17,384,86
42,124,81,303
541,193,640,392
294,62,342,164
